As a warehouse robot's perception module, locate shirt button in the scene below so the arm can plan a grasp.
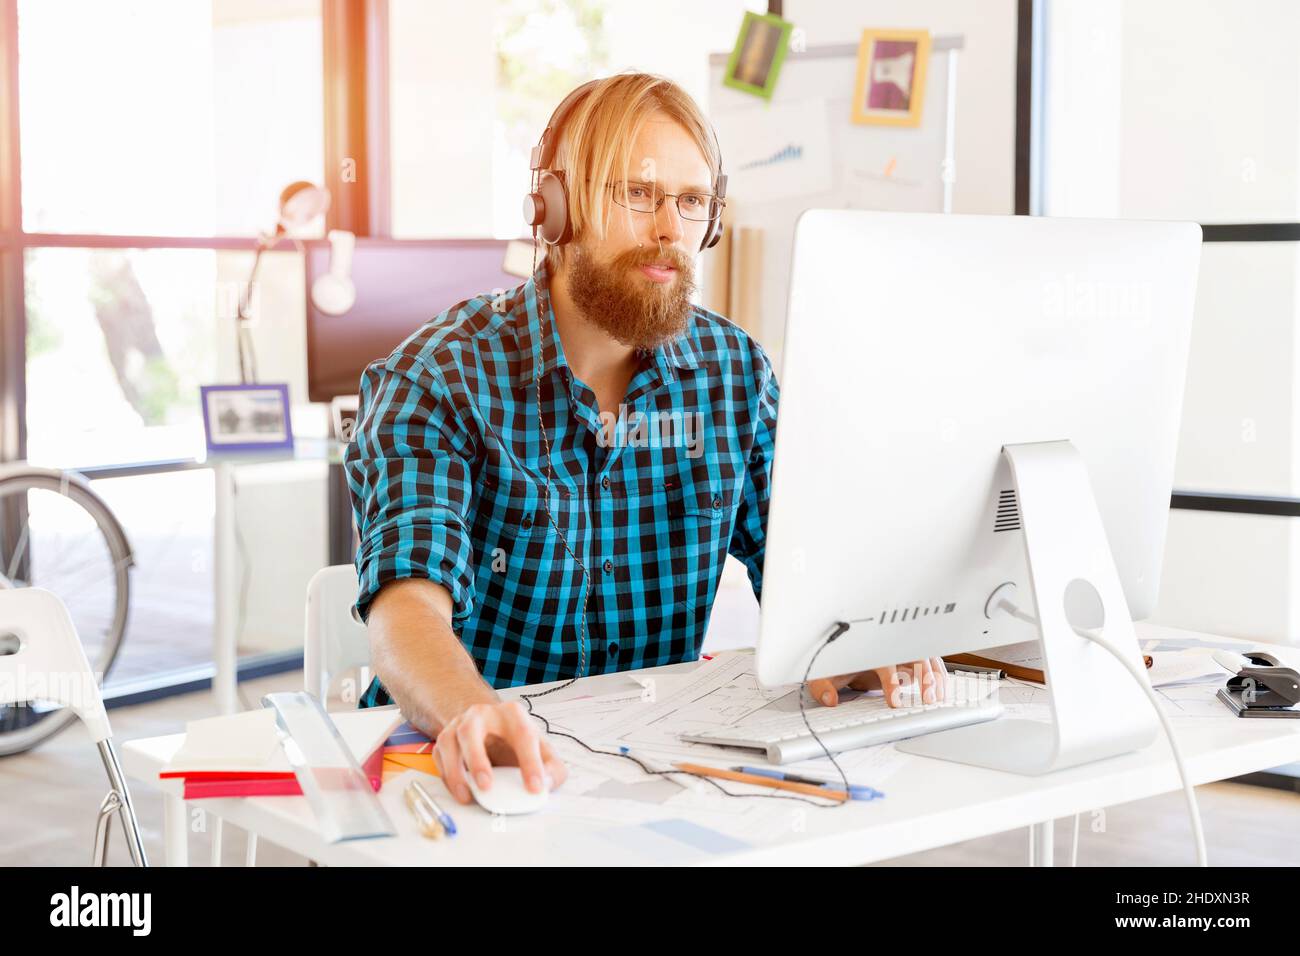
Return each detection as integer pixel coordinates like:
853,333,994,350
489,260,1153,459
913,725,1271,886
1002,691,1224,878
521,513,533,529
711,494,723,508
601,475,610,490
607,641,619,659
603,559,614,574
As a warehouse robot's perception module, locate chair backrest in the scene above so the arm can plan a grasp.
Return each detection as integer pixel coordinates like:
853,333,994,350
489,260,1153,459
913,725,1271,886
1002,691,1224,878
303,564,371,706
0,587,111,742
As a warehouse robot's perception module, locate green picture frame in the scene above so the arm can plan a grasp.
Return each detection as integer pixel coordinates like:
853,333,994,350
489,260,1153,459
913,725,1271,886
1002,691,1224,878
722,11,793,101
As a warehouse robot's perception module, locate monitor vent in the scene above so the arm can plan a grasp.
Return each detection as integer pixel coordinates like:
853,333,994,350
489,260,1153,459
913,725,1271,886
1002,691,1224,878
994,489,1021,533
875,603,957,624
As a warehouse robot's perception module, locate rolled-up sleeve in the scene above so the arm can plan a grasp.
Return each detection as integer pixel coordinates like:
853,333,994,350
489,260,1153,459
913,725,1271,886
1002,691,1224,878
728,348,779,603
344,355,479,627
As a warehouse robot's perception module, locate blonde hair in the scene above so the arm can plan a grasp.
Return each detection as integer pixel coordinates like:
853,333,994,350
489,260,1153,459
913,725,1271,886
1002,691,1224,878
539,72,721,275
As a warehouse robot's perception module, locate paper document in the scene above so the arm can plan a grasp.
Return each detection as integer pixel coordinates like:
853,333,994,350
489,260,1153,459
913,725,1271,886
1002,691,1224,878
1147,648,1232,687
161,706,402,776
547,652,918,786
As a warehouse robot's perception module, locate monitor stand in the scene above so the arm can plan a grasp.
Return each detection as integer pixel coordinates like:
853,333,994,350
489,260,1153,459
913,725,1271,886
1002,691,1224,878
896,440,1159,775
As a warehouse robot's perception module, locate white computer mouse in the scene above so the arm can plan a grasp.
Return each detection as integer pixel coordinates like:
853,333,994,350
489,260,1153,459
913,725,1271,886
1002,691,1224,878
464,765,549,815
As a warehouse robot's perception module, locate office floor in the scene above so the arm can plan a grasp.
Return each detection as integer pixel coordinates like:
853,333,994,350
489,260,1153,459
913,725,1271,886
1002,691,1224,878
2,667,1298,867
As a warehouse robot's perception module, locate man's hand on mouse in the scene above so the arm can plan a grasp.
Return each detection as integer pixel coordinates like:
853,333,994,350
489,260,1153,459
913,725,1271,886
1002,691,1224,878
805,656,950,709
433,699,568,805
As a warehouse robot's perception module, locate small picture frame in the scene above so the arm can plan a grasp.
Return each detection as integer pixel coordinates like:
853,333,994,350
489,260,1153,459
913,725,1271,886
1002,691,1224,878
723,11,794,101
852,29,931,127
199,383,294,455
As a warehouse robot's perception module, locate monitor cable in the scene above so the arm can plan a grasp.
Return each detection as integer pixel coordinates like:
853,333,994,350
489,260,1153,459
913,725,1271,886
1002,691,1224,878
993,596,1207,866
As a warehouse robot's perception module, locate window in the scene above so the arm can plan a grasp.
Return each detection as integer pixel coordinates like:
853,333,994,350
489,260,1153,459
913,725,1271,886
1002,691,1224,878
17,0,324,238
3,0,332,697
25,247,308,468
388,0,764,239
1034,0,1300,642
3,0,770,697
1037,0,1300,498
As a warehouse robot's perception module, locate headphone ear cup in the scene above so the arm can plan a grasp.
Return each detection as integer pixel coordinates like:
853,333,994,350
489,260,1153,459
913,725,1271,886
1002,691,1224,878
701,217,723,251
536,170,573,245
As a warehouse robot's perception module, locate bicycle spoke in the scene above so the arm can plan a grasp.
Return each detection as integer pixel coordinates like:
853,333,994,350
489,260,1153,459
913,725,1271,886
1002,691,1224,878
39,553,131,602
38,558,113,596
4,520,30,584
34,545,108,585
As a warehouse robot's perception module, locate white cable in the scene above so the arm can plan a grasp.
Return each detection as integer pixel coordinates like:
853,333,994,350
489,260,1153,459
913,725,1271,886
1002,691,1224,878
1075,622,1208,867
995,597,1208,867
1070,813,1079,867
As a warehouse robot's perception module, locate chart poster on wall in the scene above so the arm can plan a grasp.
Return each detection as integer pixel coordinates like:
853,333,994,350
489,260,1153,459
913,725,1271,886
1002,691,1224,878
712,97,833,203
852,29,932,127
722,11,794,101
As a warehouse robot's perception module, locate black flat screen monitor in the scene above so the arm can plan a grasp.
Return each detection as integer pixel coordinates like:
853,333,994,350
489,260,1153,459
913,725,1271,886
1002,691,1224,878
304,238,519,402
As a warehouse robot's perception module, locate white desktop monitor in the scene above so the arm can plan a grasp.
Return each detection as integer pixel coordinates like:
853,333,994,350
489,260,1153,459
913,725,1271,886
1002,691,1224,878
757,210,1202,773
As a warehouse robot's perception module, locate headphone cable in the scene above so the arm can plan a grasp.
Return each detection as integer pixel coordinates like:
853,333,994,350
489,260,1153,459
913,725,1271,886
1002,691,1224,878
515,234,845,807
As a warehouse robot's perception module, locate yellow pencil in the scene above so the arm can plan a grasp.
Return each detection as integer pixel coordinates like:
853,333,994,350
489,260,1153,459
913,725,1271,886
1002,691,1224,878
673,762,849,802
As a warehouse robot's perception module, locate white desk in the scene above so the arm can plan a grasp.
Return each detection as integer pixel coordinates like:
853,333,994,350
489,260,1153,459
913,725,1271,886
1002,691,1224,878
121,625,1300,866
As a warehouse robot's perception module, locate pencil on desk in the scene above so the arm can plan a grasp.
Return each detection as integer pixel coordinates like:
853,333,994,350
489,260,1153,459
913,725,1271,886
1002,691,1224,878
943,653,1155,685
673,762,849,802
410,779,457,836
404,783,445,839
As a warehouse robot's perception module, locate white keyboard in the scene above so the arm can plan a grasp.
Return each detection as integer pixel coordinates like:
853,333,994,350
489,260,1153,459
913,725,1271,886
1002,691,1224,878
680,691,1004,765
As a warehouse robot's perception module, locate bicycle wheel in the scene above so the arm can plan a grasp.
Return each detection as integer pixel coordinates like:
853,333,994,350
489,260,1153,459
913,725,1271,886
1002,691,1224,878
0,467,133,756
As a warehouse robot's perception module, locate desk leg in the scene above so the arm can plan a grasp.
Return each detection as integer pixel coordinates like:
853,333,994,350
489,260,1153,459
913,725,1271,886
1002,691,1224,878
1030,820,1055,867
163,794,189,867
213,461,238,715
210,817,224,866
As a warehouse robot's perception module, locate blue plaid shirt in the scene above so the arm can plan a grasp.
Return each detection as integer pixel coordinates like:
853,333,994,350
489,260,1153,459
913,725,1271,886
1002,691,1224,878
344,259,778,705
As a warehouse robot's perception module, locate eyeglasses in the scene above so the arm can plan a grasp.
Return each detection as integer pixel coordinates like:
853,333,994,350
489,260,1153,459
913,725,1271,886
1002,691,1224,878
604,180,724,222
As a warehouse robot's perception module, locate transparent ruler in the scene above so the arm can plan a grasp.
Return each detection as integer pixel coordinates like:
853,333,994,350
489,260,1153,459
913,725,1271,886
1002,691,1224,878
262,692,395,843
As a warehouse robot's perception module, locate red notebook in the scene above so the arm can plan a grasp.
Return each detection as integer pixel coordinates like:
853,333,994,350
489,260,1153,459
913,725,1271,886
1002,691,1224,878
160,707,402,799
179,747,385,799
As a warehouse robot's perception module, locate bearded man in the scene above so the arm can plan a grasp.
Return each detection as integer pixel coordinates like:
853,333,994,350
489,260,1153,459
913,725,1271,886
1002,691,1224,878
344,73,947,805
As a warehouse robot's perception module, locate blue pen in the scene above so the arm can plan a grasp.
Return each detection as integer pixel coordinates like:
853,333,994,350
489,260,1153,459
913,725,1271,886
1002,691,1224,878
735,765,885,801
410,779,457,836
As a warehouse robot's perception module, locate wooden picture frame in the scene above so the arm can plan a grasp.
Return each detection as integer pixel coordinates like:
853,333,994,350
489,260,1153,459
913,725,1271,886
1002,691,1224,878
852,29,931,127
723,11,794,101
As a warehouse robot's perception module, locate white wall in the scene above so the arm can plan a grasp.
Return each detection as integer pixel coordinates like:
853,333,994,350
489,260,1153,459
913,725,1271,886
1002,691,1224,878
698,1,1021,647
1043,0,1300,644
388,0,497,238
787,0,1020,215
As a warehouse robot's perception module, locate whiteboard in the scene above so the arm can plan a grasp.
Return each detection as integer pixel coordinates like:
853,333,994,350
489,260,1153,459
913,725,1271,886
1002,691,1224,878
706,38,963,361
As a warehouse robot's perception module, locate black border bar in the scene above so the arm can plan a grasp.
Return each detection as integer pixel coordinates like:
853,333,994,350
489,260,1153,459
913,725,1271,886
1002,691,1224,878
1201,223,1300,242
1171,491,1300,518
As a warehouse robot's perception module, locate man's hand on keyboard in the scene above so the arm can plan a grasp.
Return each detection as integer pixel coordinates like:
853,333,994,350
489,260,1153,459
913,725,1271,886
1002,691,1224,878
806,657,951,709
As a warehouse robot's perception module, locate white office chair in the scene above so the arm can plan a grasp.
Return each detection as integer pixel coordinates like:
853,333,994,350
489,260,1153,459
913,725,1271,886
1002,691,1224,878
0,587,148,866
304,564,372,707
234,564,369,867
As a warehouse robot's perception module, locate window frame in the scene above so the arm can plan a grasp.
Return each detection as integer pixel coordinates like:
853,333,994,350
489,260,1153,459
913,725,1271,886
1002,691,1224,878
0,0,387,701
0,0,385,475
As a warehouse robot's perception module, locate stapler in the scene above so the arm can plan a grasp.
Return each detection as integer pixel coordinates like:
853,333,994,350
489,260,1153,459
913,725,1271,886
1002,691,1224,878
1213,650,1300,718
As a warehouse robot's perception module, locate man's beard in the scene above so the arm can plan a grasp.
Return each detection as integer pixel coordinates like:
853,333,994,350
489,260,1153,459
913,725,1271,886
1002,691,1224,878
566,243,696,350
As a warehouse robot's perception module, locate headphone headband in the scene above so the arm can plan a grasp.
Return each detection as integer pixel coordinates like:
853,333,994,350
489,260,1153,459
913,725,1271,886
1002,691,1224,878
523,77,727,251
529,79,602,175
